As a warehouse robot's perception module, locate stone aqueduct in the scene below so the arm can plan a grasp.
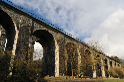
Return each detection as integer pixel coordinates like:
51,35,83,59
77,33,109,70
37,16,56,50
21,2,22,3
0,0,122,78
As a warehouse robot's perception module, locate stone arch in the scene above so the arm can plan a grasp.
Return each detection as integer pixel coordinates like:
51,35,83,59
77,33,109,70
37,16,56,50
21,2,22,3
104,58,109,77
0,8,19,75
32,30,59,77
83,49,93,77
96,54,102,77
64,41,78,76
0,9,17,51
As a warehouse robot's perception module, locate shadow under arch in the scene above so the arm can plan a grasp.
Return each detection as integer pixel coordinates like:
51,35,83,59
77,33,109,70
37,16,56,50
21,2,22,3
104,58,109,77
110,61,112,67
0,9,16,51
65,42,78,76
32,30,55,77
96,54,102,77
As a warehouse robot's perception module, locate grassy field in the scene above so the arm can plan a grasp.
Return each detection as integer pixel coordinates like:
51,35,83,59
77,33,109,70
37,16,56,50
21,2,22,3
44,77,124,82
103,79,124,82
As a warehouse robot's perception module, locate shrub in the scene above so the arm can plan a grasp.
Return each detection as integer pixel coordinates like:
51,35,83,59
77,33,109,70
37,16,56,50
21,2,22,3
113,66,124,79
11,58,43,82
109,66,124,78
0,50,44,82
0,51,11,81
108,68,118,78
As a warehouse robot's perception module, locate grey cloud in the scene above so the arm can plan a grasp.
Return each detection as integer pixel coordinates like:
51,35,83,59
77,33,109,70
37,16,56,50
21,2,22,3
85,9,124,59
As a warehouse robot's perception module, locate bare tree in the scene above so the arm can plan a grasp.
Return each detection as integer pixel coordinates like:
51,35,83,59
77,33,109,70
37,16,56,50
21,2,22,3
87,40,104,52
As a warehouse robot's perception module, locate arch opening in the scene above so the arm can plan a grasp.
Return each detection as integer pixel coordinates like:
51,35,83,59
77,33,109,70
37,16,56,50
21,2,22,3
82,49,93,77
105,59,107,65
104,59,109,77
110,61,112,67
96,55,102,77
65,42,78,76
96,63,102,77
0,9,16,52
33,41,43,61
32,30,55,76
0,8,18,76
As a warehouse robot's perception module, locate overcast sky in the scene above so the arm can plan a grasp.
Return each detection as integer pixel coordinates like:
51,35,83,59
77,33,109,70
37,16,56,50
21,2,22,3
6,0,124,59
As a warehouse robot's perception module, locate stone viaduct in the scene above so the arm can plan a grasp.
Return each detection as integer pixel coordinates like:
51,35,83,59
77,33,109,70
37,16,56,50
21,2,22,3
0,0,122,78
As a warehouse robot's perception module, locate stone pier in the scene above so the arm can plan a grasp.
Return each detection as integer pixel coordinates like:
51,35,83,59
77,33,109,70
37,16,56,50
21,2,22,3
93,65,96,78
101,59,105,78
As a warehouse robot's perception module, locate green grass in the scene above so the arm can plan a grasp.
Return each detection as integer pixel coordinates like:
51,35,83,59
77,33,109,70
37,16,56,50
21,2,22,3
103,79,124,82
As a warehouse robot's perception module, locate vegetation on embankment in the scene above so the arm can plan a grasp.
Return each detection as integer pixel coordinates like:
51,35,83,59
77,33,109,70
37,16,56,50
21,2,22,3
0,51,45,82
